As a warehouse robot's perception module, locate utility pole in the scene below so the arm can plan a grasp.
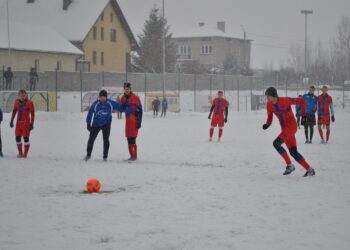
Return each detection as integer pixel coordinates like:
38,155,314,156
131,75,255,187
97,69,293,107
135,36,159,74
6,0,12,67
240,25,247,72
162,0,166,98
301,10,313,79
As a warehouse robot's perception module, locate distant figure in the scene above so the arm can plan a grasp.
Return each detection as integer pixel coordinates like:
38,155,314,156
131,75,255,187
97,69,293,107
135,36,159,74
295,95,303,129
152,97,160,118
161,97,168,118
29,68,38,91
302,86,317,143
317,85,335,143
3,67,13,90
0,107,3,157
116,95,122,119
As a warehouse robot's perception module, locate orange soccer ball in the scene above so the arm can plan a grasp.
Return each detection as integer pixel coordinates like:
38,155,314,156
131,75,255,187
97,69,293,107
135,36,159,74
86,178,101,193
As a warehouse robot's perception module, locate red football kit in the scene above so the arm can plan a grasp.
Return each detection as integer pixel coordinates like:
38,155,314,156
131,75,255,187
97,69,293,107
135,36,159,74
211,97,229,127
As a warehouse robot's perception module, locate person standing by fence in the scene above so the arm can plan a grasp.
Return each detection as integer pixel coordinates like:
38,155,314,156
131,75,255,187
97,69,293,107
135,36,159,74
295,95,303,129
302,86,318,144
3,67,13,90
0,107,3,157
152,97,160,118
29,68,38,91
317,86,335,143
208,91,229,143
116,95,122,119
161,97,168,118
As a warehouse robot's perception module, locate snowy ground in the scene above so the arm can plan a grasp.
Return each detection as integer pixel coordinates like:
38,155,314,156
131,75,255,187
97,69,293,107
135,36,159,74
0,110,350,250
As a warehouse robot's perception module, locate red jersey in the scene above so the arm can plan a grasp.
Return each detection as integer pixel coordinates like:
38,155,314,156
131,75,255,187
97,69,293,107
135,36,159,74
11,99,35,125
212,98,229,117
121,92,142,138
317,94,334,116
266,97,305,131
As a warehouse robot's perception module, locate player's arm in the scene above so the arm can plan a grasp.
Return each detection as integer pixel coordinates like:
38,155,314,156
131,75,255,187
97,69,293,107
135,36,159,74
10,102,18,128
330,97,335,122
208,105,214,119
0,108,3,124
136,98,143,129
263,105,273,130
109,100,123,113
86,102,96,131
30,101,35,130
289,98,306,116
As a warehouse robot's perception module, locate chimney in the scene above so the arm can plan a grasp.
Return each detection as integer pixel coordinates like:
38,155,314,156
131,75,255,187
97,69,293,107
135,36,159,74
199,22,205,27
27,0,35,3
217,21,225,32
63,0,73,10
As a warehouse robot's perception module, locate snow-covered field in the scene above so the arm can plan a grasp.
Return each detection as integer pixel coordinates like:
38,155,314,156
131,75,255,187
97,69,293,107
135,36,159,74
0,109,350,250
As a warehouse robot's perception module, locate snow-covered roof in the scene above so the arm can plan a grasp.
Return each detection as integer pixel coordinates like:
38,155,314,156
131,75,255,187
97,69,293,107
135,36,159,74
2,0,109,41
173,26,247,40
0,20,83,55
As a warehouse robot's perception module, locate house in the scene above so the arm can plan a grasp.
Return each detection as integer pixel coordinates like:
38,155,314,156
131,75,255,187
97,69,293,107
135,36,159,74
7,0,138,72
172,22,252,73
0,20,83,72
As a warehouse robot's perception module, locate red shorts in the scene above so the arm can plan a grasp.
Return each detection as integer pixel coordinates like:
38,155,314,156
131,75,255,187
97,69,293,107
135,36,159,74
211,115,224,127
318,115,330,126
278,129,297,148
125,115,139,138
15,122,31,137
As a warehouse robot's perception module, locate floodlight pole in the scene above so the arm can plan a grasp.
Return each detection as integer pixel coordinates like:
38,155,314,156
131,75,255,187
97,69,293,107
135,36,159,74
6,0,12,67
301,10,313,78
162,0,166,98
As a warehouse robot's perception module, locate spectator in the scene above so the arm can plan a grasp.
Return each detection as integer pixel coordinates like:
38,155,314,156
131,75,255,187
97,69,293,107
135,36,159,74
29,67,38,91
116,95,122,119
3,67,13,90
161,97,168,118
152,96,160,118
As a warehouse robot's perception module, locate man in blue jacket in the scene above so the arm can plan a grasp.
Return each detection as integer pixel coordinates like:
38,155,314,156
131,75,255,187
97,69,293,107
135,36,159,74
85,90,124,161
302,85,318,143
0,107,3,157
161,97,168,118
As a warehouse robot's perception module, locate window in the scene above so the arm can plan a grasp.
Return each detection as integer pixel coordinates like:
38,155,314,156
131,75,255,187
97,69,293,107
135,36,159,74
92,51,97,65
100,11,104,21
209,45,212,54
56,61,62,71
34,59,40,71
110,29,117,42
178,45,191,56
101,52,104,65
101,27,104,41
93,26,97,40
201,45,213,55
110,12,113,23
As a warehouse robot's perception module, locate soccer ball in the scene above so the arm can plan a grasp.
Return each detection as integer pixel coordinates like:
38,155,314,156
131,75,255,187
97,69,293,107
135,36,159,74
86,178,101,193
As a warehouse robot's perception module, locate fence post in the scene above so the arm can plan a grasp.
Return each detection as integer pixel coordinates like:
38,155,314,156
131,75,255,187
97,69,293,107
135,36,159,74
125,72,128,82
237,76,240,112
209,74,212,100
55,69,58,112
285,76,288,96
343,81,345,109
246,96,248,112
102,71,105,87
194,74,197,112
80,70,83,112
223,74,226,94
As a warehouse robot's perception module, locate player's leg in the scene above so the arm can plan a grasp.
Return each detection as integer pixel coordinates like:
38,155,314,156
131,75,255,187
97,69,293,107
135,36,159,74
127,137,137,160
217,118,224,143
318,123,324,142
326,125,330,142
86,127,100,159
23,137,30,158
273,134,292,167
0,126,3,156
209,117,217,141
102,125,111,160
304,123,309,143
16,136,23,157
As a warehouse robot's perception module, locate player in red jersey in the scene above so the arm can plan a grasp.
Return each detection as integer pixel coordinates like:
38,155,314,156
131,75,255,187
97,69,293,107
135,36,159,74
317,86,335,143
121,83,143,161
9,90,35,158
208,91,229,143
263,87,315,177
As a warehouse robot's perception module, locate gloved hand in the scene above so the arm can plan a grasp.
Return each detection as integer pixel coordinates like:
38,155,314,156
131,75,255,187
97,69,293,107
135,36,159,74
262,124,269,130
224,117,227,123
10,121,14,128
301,116,307,126
331,115,335,123
29,124,34,131
87,124,92,132
136,122,142,129
208,114,211,120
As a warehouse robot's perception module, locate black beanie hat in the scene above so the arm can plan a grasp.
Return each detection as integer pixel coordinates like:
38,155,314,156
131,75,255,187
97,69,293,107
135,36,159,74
124,82,131,88
265,87,278,97
99,90,108,97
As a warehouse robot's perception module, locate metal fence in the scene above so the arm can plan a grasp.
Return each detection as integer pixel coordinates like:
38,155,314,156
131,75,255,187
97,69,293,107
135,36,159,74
1,70,349,113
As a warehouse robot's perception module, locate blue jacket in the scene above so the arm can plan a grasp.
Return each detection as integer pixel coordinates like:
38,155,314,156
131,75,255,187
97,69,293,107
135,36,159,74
0,108,3,124
295,105,302,116
302,93,317,114
86,99,123,127
162,99,168,109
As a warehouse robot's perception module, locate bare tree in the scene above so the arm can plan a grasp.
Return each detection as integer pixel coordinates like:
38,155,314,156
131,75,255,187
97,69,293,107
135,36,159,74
336,16,350,80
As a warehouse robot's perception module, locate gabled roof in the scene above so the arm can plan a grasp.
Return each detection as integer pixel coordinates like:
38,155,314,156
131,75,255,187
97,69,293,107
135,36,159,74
0,20,83,55
4,0,137,48
173,26,250,41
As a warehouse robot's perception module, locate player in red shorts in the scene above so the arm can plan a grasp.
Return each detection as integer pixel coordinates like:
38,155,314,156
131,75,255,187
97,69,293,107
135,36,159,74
121,82,143,161
317,86,335,143
208,91,229,143
263,87,315,177
9,90,35,158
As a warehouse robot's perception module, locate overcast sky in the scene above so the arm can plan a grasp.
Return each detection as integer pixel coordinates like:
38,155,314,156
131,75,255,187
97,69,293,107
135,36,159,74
118,0,350,69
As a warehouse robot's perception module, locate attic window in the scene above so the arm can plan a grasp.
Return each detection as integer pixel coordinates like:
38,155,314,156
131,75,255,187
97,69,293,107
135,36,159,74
27,0,35,3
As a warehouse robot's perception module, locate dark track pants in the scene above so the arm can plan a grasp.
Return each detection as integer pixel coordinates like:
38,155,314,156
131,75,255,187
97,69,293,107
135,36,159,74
86,124,111,158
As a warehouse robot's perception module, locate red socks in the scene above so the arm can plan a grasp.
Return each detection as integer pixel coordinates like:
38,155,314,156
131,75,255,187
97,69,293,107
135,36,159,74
24,143,30,158
319,128,324,140
209,128,214,138
326,126,330,142
279,149,292,165
298,158,311,171
128,144,137,160
219,128,223,138
17,143,23,157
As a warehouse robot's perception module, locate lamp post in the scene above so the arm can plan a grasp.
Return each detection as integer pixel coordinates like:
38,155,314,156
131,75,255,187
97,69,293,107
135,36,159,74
301,10,313,80
162,0,166,98
240,25,247,72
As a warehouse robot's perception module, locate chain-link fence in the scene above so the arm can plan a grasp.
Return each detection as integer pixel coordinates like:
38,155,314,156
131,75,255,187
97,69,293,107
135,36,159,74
1,70,349,113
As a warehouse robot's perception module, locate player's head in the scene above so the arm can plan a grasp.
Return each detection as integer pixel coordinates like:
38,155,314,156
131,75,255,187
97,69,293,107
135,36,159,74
99,90,108,102
309,85,315,94
124,82,131,95
322,85,328,94
18,90,27,101
217,91,224,98
265,87,278,103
